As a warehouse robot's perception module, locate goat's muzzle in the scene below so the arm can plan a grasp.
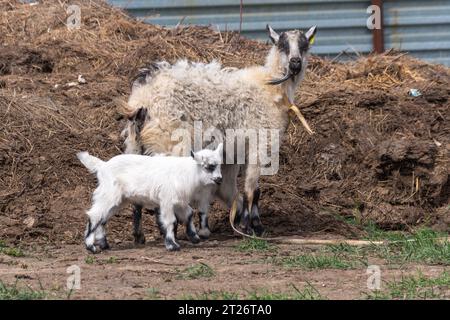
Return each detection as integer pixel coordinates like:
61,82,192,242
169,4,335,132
289,57,302,75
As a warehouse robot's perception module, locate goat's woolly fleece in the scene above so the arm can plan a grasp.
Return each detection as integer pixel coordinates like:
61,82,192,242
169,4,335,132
123,46,309,156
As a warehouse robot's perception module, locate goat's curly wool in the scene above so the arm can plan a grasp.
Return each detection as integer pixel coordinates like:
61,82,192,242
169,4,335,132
121,26,316,236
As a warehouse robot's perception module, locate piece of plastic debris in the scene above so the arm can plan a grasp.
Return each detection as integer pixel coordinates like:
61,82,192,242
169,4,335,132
408,89,422,97
78,74,87,84
66,82,78,87
433,139,442,147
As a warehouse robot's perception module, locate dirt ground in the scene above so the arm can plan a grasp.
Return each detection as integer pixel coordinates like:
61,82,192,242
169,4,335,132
0,0,449,300
0,239,448,300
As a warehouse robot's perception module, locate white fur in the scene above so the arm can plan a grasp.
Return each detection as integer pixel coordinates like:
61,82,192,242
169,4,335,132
78,144,223,252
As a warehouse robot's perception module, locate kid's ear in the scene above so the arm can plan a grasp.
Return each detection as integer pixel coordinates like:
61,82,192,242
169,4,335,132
216,143,223,155
191,150,202,163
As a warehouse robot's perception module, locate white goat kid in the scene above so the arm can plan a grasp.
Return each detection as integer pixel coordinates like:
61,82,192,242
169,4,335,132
78,143,223,253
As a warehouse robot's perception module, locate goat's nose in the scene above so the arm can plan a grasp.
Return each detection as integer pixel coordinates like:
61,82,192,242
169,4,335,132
289,57,302,74
213,177,222,185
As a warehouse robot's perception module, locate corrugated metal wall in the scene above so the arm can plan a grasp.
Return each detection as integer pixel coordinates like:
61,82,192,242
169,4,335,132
108,0,450,66
384,0,450,66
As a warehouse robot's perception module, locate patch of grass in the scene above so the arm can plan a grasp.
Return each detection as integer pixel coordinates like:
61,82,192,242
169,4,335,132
181,291,239,300
0,281,46,300
235,238,277,253
146,288,161,300
328,227,449,266
84,256,95,265
366,271,450,300
181,284,325,300
368,228,450,265
1,247,25,257
0,244,25,257
275,253,359,270
248,283,325,300
176,263,215,280
105,256,118,264
363,222,405,242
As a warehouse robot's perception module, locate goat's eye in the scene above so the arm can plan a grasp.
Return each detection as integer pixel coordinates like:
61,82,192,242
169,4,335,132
299,39,309,52
205,164,216,172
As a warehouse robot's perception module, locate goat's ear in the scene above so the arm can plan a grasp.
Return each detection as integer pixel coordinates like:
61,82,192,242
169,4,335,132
266,24,280,44
191,151,203,164
305,26,317,45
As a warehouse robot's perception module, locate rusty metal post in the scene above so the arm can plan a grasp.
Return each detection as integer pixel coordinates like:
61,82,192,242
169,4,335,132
371,0,385,53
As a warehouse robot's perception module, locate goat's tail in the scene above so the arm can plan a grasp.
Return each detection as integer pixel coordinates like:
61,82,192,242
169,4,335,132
77,152,105,174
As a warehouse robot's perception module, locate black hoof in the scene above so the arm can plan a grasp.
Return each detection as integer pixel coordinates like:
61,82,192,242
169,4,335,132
165,238,181,251
252,224,265,237
86,245,98,254
188,234,201,244
239,224,253,236
134,233,146,245
98,238,110,250
198,230,210,240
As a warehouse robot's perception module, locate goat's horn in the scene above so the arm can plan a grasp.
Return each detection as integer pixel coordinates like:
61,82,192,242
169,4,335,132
267,73,292,85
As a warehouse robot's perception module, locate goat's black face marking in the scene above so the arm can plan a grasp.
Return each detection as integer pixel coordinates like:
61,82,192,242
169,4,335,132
277,33,290,55
205,164,217,172
298,33,310,55
277,31,310,59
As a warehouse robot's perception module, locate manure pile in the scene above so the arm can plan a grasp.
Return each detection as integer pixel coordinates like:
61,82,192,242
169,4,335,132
0,0,448,245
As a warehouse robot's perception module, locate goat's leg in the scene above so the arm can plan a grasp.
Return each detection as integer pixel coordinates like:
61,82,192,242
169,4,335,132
244,164,264,236
158,204,180,251
132,204,146,245
216,164,244,225
92,204,120,252
197,191,213,239
185,207,201,244
95,224,110,250
198,210,210,240
152,207,164,237
85,200,119,253
249,188,264,236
